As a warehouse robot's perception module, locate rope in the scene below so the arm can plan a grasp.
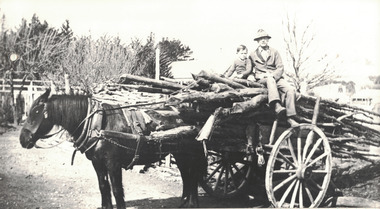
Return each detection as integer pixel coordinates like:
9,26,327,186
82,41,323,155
102,137,178,156
93,100,166,112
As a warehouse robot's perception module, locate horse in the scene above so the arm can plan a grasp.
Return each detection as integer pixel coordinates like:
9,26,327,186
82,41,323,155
19,89,207,208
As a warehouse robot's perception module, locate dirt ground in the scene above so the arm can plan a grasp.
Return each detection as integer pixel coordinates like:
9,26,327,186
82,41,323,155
1,126,380,208
0,126,268,208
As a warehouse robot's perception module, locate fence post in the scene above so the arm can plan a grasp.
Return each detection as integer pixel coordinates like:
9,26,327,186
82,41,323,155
1,78,4,108
65,74,71,94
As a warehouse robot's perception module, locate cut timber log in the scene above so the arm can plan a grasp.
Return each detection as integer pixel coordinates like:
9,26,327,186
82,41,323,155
100,126,198,142
197,70,247,89
119,73,186,90
149,126,198,141
167,88,267,105
167,90,242,105
232,78,265,88
230,94,268,114
131,85,176,94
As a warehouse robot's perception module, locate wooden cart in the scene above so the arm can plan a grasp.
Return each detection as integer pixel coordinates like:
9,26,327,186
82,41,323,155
112,72,379,208
199,97,333,208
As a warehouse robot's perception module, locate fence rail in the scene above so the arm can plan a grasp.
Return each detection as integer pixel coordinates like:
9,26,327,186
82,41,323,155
1,79,52,121
0,79,51,93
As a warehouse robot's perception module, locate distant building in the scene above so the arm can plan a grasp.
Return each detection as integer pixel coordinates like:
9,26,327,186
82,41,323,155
351,89,380,111
311,76,380,112
311,83,351,103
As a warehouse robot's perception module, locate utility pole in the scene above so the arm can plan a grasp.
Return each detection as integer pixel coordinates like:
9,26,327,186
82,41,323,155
9,53,19,125
155,35,160,81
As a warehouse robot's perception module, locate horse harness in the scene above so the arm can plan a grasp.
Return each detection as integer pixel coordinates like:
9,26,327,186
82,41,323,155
71,99,155,169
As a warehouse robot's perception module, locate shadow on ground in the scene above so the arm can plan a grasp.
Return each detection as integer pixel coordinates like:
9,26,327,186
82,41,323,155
119,195,271,208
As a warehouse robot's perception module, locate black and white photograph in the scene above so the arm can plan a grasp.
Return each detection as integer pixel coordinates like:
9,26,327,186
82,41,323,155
0,0,379,208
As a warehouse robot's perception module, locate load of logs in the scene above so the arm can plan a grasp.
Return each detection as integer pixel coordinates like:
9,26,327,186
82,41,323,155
92,70,380,162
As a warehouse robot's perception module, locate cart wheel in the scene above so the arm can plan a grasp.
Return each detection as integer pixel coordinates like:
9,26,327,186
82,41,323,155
200,149,253,198
265,124,332,208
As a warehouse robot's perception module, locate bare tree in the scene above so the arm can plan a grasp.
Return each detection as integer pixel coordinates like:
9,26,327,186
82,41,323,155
282,13,341,94
60,35,137,92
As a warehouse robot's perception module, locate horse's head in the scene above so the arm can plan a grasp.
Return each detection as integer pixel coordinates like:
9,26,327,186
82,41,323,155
20,89,55,149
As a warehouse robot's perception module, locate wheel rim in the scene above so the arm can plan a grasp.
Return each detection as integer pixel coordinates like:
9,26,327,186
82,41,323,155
200,149,253,198
265,124,332,208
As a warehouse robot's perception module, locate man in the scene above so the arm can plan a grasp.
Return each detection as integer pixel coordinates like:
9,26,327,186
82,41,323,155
243,29,298,126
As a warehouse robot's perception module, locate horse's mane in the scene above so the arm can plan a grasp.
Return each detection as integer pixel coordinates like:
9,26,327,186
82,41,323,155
47,95,89,135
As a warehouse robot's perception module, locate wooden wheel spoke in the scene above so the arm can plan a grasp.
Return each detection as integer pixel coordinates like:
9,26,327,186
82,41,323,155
213,166,225,191
224,163,229,194
299,181,304,208
311,170,328,174
304,182,315,203
273,169,297,174
228,164,238,189
302,130,315,162
232,163,244,175
273,174,297,192
287,137,299,166
210,159,222,166
279,179,297,207
278,152,297,169
234,158,251,165
305,137,323,164
232,164,250,182
297,136,302,165
306,152,329,168
307,178,323,190
205,163,223,182
209,151,222,157
290,180,300,208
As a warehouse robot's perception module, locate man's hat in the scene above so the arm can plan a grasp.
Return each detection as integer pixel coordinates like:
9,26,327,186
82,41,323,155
254,29,271,41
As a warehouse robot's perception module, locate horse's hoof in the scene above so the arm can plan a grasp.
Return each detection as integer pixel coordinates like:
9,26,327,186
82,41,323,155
179,197,189,208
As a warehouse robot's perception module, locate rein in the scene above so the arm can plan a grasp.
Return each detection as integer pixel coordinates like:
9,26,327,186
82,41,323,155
34,128,65,149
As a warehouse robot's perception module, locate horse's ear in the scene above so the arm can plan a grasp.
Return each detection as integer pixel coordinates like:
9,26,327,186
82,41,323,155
39,88,51,102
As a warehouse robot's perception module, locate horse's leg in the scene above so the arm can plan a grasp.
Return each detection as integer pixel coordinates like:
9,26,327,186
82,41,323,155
188,165,201,207
173,153,190,207
108,163,125,209
186,149,207,208
92,160,113,209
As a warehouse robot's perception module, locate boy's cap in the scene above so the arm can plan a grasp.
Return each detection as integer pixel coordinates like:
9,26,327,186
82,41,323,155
254,29,271,41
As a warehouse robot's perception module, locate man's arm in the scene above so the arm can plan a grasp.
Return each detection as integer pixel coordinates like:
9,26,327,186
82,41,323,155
272,50,284,81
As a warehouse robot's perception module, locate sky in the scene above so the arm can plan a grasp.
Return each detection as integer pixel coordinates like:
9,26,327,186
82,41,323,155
1,0,379,83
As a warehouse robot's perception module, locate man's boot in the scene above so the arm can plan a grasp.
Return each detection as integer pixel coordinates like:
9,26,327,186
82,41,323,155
274,102,286,118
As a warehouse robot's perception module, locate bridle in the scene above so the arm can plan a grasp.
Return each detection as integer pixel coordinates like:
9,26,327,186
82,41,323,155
34,128,65,149
24,102,65,148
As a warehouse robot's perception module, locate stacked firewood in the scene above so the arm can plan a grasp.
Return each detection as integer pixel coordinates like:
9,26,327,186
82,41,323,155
93,71,380,162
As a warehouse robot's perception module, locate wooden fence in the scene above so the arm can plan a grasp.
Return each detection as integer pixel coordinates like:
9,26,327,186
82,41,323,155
1,79,52,117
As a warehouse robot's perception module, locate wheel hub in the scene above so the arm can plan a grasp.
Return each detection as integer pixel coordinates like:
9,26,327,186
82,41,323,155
296,164,312,179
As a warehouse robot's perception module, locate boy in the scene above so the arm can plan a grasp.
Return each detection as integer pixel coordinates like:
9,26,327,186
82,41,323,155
242,29,298,126
224,45,255,81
